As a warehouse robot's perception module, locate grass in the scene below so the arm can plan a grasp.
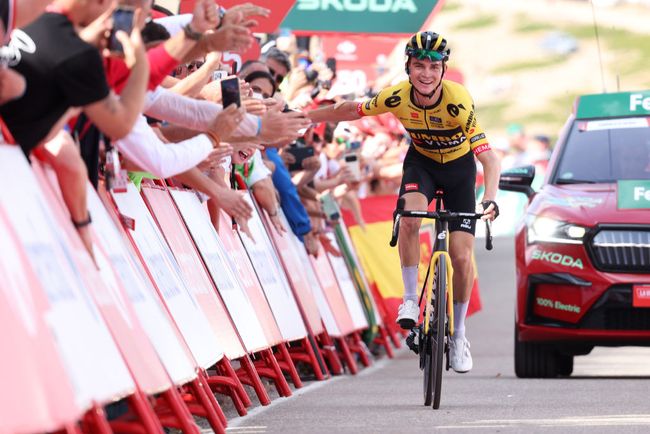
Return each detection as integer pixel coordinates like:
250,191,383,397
553,23,650,76
512,93,580,130
453,14,498,30
491,56,567,74
442,1,462,12
513,14,555,33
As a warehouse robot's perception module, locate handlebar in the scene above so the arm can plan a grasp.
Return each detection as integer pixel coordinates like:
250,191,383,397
389,198,493,251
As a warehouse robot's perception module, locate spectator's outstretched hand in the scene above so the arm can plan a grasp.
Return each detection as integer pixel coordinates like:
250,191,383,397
191,0,219,33
197,144,233,171
259,110,311,144
209,104,245,141
204,24,252,53
116,9,147,69
219,189,253,221
303,231,320,258
79,7,112,50
242,97,266,116
223,3,270,28
301,156,321,172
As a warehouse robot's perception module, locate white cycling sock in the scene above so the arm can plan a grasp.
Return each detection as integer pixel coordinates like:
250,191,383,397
453,301,469,340
401,265,419,303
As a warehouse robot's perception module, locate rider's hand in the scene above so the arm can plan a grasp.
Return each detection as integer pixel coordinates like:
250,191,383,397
477,200,499,221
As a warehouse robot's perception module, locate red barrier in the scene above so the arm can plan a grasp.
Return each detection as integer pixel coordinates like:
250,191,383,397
142,185,286,403
0,208,82,433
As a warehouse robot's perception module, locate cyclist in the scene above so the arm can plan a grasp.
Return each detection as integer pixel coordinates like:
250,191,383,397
308,31,500,373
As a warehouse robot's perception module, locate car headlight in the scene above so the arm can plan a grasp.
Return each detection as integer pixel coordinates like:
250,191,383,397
526,215,587,245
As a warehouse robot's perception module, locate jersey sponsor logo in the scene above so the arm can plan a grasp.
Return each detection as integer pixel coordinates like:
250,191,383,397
385,89,402,108
410,112,419,119
464,110,476,131
408,126,466,150
472,143,491,155
446,103,466,117
460,218,472,230
404,183,419,191
429,116,442,123
296,0,418,13
5,29,36,66
356,102,365,116
470,133,486,144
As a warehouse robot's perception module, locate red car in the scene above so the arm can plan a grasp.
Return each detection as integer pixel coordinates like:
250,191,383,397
500,90,650,378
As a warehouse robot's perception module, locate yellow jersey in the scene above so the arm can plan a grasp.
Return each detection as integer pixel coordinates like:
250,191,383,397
357,80,490,164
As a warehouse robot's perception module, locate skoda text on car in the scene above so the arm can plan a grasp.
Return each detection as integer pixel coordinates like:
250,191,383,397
500,90,650,378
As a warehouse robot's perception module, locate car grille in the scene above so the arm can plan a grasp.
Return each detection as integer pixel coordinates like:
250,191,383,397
589,228,650,273
580,286,650,331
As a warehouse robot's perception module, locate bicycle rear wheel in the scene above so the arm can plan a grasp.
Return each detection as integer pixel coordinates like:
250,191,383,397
423,258,447,408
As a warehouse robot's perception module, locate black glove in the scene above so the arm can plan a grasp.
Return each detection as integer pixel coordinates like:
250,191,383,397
481,200,499,219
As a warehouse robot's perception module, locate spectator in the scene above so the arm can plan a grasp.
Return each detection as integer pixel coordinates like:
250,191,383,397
0,0,150,256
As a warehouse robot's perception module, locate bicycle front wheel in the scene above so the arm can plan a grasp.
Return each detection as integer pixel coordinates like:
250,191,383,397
423,258,447,408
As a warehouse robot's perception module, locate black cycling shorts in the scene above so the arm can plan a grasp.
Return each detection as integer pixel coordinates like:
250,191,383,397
398,147,477,235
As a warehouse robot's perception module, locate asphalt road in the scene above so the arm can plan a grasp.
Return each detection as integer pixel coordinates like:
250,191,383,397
220,236,650,433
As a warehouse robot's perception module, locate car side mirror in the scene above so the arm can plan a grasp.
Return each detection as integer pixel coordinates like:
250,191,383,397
499,165,536,198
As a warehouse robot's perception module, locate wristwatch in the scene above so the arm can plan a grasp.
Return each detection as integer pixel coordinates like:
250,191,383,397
183,23,203,41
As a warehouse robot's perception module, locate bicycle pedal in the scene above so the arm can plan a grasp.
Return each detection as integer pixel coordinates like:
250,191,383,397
406,326,421,355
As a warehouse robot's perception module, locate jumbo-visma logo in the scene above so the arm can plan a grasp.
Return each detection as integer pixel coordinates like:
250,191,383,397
296,0,418,12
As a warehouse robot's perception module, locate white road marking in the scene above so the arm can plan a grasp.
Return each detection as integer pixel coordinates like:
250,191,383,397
436,414,650,429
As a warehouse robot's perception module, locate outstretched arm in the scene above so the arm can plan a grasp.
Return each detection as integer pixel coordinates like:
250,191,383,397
308,101,362,123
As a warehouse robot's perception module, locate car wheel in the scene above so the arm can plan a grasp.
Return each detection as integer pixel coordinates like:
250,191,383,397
514,324,558,378
556,353,574,377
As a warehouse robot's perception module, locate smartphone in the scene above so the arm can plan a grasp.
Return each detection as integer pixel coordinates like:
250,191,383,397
320,192,340,221
108,6,134,54
212,70,228,81
286,145,315,172
326,57,337,76
220,76,241,108
344,153,361,181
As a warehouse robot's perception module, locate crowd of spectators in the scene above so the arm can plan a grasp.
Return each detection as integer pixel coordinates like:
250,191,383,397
0,0,549,261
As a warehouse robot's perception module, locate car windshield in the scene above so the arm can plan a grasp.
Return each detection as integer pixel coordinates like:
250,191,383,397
553,118,650,184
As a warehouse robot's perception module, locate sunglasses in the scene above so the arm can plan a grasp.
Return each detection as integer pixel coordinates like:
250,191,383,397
186,61,204,71
268,67,285,85
407,48,444,62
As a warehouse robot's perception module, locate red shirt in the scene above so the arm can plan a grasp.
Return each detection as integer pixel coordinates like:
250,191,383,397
104,43,179,94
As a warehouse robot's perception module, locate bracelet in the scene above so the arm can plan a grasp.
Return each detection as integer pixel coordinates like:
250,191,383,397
215,7,227,30
205,131,221,147
183,23,203,41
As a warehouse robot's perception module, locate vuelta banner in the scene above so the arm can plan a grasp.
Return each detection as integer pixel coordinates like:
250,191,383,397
341,195,482,322
322,35,400,92
283,0,443,35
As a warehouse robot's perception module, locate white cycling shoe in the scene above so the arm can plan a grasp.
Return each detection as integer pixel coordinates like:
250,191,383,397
396,299,419,330
449,336,473,373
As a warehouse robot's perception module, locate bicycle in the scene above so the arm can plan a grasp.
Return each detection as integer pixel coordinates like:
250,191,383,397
389,192,493,409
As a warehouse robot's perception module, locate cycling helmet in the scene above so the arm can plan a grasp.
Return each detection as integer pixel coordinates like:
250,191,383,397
405,31,450,62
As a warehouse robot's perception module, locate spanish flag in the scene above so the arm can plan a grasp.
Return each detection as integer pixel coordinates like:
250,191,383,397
341,195,482,323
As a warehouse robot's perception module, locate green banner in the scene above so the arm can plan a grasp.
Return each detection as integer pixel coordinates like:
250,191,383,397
618,180,650,209
577,91,650,119
282,0,441,35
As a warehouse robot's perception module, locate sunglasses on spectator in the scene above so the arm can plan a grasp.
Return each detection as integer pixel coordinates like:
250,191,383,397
268,67,285,85
186,61,204,71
